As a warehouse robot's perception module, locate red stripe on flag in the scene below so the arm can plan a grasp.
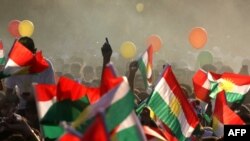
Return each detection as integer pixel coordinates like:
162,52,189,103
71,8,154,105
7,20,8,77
57,76,88,101
29,51,49,73
59,133,81,141
82,113,109,141
9,41,34,66
163,66,199,128
0,40,3,50
34,84,57,101
213,91,245,124
100,63,123,95
221,72,250,85
193,69,210,102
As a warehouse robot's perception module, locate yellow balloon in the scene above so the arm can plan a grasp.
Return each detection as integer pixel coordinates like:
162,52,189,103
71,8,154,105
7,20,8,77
18,20,34,37
136,3,144,13
120,41,137,59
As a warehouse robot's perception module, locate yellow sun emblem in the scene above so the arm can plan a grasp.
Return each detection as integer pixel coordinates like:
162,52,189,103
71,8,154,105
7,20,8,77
219,79,235,92
169,96,181,117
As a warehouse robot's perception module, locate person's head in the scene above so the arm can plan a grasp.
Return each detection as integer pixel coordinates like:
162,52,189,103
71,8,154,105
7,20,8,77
18,37,36,54
82,65,94,82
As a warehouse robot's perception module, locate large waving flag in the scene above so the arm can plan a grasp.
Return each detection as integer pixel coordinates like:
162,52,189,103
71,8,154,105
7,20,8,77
0,41,48,78
111,111,146,141
0,40,6,65
148,66,199,141
209,72,250,103
212,91,245,137
72,77,134,133
138,45,153,88
35,77,91,139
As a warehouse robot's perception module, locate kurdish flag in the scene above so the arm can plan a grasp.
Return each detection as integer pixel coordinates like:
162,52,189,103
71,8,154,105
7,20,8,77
138,45,153,88
212,91,245,137
148,66,199,141
111,111,146,141
209,72,250,103
0,40,6,65
1,40,48,78
72,77,134,133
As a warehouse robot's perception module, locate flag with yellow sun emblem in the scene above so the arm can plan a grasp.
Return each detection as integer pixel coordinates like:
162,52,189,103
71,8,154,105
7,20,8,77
147,66,199,141
208,72,250,103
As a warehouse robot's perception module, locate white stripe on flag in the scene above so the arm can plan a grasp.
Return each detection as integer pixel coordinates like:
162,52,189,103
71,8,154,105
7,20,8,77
4,58,21,74
37,98,56,119
156,78,195,138
0,50,4,58
87,77,129,119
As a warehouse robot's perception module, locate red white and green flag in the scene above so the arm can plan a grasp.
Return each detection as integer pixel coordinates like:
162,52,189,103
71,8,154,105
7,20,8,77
192,69,211,103
148,66,199,141
72,77,134,133
111,111,146,141
208,72,250,103
0,41,48,78
0,40,6,65
34,76,91,139
212,91,245,137
138,45,153,88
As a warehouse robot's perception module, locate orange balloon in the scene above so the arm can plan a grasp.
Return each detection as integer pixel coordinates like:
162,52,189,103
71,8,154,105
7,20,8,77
147,34,162,52
189,27,207,49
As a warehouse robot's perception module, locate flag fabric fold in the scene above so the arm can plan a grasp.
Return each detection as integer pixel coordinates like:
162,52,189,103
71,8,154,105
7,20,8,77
148,66,199,141
111,111,146,141
34,77,91,138
212,91,245,137
72,77,134,133
192,69,211,103
208,72,250,103
1,41,48,78
81,112,110,141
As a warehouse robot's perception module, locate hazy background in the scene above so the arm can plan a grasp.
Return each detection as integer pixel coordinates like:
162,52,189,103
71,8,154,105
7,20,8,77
1,0,250,72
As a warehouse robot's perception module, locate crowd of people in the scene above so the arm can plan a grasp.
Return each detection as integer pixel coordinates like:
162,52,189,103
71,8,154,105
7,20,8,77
0,36,249,141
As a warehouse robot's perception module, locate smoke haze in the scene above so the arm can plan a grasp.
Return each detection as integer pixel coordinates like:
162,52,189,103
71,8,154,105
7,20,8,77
1,0,250,72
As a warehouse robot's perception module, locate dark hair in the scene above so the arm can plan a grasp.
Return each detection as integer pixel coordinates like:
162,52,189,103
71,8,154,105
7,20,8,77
18,37,37,53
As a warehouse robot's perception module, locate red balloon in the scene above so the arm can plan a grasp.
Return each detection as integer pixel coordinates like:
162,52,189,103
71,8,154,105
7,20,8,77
189,27,207,49
8,20,21,38
147,34,163,52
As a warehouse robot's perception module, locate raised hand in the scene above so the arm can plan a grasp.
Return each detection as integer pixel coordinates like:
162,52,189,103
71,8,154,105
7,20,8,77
101,37,112,62
129,60,139,73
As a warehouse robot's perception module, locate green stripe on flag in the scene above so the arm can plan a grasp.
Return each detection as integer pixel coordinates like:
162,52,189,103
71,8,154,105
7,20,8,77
138,58,148,88
41,96,89,125
148,92,186,141
104,90,134,132
76,90,135,133
41,125,64,139
114,125,143,141
225,92,245,103
0,57,5,65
